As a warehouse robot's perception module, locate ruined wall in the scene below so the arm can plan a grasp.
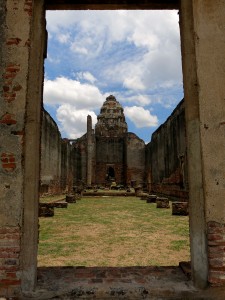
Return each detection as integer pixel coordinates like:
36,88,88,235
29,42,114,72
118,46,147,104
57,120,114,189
146,99,188,199
40,109,61,194
126,133,145,186
73,134,87,185
61,139,75,193
40,109,75,195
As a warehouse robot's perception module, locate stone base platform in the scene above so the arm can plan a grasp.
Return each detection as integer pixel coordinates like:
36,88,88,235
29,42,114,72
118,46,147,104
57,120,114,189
20,265,225,299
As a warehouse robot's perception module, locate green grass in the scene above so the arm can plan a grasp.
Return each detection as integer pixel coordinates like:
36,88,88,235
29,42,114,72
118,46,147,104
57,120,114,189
38,196,190,267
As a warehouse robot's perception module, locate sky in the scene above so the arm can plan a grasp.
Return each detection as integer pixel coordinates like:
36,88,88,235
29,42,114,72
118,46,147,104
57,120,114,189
43,10,183,143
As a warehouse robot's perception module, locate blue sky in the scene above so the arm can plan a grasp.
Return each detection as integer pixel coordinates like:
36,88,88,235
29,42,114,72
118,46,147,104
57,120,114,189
43,10,183,143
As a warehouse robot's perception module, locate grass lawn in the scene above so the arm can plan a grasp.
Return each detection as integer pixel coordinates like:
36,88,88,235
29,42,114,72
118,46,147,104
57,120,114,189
38,196,190,267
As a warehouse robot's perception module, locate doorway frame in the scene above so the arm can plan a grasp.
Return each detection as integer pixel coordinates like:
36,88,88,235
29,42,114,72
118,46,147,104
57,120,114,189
21,0,208,292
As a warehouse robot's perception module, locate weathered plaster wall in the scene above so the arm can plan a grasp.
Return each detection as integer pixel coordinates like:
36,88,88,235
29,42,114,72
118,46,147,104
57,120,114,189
0,0,44,296
126,133,145,186
41,109,61,194
180,0,225,288
40,109,75,194
73,134,88,184
191,0,225,286
146,100,188,199
61,139,75,193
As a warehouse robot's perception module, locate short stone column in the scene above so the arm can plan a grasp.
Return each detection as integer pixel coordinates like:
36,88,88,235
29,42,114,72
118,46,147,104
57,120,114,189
75,193,81,200
134,186,142,196
156,197,170,209
147,194,157,203
172,202,189,216
140,193,149,200
39,203,54,217
66,194,76,203
53,202,68,208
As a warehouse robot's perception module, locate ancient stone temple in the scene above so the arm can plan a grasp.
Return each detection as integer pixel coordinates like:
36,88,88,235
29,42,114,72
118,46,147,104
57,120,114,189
73,95,146,187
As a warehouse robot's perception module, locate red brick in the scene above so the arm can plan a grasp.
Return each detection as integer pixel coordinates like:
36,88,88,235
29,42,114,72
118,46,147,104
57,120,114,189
0,113,17,125
208,233,223,241
6,272,17,279
6,65,20,73
208,221,225,228
0,279,21,286
209,258,225,268
208,246,225,254
6,38,21,45
2,163,16,170
0,228,20,234
0,265,19,272
3,86,9,92
1,158,8,163
3,73,16,79
12,84,22,92
0,247,20,253
11,130,24,136
0,252,19,259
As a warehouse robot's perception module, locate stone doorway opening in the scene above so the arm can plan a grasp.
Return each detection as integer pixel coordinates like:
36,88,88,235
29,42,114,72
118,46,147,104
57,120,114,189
19,0,215,295
107,165,115,181
38,6,190,274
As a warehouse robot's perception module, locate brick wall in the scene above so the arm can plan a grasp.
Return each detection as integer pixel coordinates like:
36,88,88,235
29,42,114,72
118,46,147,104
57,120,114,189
0,226,21,297
208,221,225,286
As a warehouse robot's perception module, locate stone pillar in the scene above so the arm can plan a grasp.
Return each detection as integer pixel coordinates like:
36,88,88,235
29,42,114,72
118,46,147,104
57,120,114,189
86,115,92,186
0,0,45,296
180,0,225,288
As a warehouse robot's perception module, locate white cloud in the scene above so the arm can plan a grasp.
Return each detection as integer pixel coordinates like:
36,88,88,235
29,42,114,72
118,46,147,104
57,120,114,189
76,71,97,84
57,104,97,139
43,77,104,109
118,93,152,106
57,32,71,44
45,10,183,139
46,11,182,94
124,106,158,128
70,44,89,55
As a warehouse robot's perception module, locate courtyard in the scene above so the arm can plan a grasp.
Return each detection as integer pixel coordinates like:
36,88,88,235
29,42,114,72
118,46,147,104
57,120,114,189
38,196,190,267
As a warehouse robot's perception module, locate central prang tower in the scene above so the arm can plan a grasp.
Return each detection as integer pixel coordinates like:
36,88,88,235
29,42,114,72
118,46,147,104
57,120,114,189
73,95,145,187
95,95,128,137
95,95,128,185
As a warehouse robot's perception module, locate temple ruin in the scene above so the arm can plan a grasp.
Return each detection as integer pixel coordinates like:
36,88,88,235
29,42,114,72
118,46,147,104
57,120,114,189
1,0,225,298
40,95,187,200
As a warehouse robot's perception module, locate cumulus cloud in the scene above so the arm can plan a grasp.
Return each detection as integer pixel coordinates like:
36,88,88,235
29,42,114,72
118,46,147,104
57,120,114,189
45,10,183,139
76,71,97,84
44,77,104,109
43,77,104,137
124,106,158,128
46,10,182,92
57,104,97,139
57,32,71,44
